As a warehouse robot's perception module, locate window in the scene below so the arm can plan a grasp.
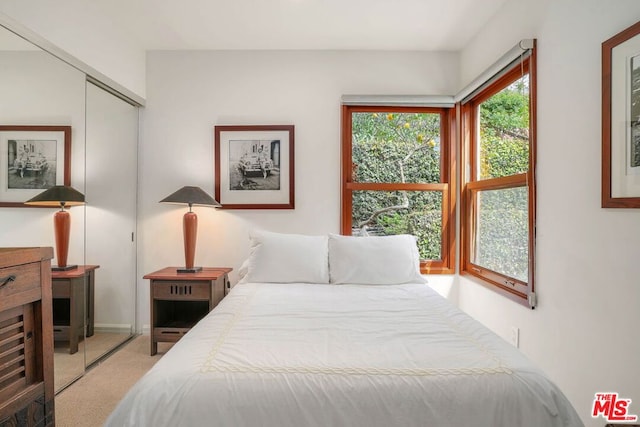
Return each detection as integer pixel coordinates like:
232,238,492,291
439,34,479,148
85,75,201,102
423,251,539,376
460,47,536,306
341,106,455,274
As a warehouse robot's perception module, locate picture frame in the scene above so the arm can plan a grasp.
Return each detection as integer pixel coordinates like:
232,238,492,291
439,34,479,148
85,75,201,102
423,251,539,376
0,125,71,207
602,20,640,208
214,125,295,209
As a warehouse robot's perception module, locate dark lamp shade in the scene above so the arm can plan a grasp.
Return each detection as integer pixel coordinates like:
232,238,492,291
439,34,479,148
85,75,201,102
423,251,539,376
159,186,220,207
24,185,86,207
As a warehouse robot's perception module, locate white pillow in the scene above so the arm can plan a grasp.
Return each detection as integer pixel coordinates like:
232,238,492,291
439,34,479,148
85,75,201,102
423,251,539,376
243,230,330,283
328,234,427,285
236,258,250,283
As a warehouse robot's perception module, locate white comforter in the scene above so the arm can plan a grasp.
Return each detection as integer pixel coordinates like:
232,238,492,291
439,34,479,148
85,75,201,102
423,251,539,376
106,283,584,427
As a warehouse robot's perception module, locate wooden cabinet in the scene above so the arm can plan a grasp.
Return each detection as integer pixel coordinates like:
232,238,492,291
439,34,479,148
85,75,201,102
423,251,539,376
144,267,231,356
0,247,54,427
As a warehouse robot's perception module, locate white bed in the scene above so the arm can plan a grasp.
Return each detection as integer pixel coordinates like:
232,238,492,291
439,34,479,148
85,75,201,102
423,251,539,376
106,232,583,426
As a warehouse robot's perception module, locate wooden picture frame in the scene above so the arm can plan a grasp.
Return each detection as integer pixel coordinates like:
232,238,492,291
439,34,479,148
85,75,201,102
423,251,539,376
602,20,640,208
214,125,294,209
0,125,71,207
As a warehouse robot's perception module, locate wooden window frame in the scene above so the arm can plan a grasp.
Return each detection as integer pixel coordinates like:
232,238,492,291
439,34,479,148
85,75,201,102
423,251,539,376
460,48,537,307
340,105,456,274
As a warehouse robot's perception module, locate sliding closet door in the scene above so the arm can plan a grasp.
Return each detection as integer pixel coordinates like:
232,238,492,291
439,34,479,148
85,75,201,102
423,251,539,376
0,25,88,392
84,81,138,366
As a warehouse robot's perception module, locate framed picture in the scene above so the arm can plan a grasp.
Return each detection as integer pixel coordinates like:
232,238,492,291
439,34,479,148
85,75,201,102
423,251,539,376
214,125,294,209
602,20,640,208
0,125,71,207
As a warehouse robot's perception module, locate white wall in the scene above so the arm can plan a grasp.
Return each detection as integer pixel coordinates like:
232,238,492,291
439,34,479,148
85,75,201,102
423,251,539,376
0,2,146,99
458,1,640,426
140,49,459,327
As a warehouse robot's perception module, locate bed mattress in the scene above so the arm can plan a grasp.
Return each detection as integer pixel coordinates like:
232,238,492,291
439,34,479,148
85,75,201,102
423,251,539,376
106,282,583,426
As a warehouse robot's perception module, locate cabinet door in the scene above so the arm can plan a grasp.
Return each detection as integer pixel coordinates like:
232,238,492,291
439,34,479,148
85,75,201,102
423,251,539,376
0,305,35,402
0,304,49,427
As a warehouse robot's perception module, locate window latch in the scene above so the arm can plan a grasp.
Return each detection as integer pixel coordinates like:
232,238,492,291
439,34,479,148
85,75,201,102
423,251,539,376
528,292,537,309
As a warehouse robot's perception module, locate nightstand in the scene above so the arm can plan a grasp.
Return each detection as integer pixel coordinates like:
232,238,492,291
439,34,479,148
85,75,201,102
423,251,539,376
51,265,99,354
144,267,232,355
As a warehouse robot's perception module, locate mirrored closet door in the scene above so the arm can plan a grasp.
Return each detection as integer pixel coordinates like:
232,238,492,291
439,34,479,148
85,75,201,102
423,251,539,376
0,25,88,391
0,21,140,393
84,81,138,365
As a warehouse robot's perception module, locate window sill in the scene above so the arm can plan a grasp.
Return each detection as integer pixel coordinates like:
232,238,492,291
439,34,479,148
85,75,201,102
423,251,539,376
459,270,533,309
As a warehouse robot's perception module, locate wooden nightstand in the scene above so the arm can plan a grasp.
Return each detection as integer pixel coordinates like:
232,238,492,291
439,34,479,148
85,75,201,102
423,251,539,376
144,267,232,355
51,265,99,354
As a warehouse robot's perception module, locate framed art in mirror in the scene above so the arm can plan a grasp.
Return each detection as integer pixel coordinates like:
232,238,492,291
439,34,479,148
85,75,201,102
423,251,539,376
0,125,71,207
602,20,640,208
214,125,295,209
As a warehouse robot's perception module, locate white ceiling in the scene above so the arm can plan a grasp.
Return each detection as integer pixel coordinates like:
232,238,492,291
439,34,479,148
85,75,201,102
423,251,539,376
90,0,508,51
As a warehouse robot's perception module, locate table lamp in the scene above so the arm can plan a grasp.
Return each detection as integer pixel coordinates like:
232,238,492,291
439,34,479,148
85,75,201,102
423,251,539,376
25,185,86,271
160,186,220,273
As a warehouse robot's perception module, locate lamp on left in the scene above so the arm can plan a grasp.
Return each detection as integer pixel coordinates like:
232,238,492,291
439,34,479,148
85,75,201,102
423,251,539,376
25,185,85,271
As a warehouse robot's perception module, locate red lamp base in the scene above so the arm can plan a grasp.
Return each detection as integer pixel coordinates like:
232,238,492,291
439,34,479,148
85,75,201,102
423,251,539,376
181,211,199,273
54,209,74,271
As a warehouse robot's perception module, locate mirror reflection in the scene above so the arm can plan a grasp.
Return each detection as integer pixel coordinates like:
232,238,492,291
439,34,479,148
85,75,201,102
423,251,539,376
84,81,137,365
0,24,138,392
0,25,87,391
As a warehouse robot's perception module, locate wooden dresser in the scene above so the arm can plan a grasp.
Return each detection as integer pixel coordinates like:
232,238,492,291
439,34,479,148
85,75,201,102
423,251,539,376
0,247,55,427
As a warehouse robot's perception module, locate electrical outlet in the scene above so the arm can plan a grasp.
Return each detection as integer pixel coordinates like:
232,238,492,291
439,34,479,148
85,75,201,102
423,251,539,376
510,327,520,348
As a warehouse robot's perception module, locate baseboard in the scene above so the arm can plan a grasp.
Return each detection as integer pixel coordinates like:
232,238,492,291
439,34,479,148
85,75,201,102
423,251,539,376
94,323,133,334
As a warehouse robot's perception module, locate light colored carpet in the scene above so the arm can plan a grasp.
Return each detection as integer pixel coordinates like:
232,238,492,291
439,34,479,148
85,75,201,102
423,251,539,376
54,332,133,391
54,335,173,427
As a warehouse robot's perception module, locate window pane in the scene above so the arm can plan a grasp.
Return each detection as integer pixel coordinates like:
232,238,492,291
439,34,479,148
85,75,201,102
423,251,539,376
473,186,528,282
351,190,442,260
478,75,529,180
352,112,441,183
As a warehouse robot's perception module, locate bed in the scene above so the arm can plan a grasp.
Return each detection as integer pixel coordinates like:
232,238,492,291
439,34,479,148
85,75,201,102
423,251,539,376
106,232,584,427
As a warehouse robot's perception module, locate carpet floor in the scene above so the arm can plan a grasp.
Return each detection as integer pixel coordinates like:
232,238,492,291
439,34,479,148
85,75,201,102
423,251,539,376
55,331,133,391
54,335,173,427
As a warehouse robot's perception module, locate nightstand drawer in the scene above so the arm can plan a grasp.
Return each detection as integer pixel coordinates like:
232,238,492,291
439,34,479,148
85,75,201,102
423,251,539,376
52,325,70,341
152,281,210,300
154,327,189,343
51,281,70,298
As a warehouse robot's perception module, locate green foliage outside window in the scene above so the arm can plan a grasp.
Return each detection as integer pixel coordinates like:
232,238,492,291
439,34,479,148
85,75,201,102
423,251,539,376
352,112,441,183
352,190,442,260
349,76,530,273
475,187,529,282
479,76,530,179
351,112,442,260
474,75,530,280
